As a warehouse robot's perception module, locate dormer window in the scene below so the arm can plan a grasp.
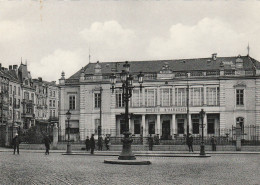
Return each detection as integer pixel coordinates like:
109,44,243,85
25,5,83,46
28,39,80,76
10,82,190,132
94,61,102,74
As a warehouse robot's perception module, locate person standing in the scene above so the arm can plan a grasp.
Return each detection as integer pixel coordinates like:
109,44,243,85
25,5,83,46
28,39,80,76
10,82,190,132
43,135,51,155
98,136,103,151
211,136,217,151
187,134,194,152
90,134,95,154
104,135,110,151
148,134,154,151
12,133,21,155
85,136,90,151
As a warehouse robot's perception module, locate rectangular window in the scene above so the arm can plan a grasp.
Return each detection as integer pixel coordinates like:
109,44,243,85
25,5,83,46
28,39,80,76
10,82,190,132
177,119,184,134
148,122,155,134
53,110,55,117
207,87,219,106
116,90,124,108
50,90,52,97
207,119,215,134
13,98,16,108
131,89,142,107
31,93,34,103
69,95,76,110
192,117,200,134
53,100,55,107
10,85,12,94
53,91,55,97
134,120,141,134
49,100,52,107
120,120,126,134
236,89,244,106
18,87,20,96
94,93,101,108
10,97,12,106
175,88,186,106
160,88,172,107
190,87,203,106
145,89,157,107
14,86,16,95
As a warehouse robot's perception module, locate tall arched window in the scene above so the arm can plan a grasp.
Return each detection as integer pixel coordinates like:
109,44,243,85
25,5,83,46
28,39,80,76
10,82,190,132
236,117,244,134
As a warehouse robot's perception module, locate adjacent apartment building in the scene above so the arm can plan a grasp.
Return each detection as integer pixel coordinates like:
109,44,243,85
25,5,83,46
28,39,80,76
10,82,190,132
0,62,60,146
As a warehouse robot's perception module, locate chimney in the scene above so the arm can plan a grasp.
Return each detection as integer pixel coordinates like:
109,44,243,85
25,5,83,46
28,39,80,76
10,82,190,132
9,65,12,70
212,53,217,61
13,65,18,70
38,77,42,82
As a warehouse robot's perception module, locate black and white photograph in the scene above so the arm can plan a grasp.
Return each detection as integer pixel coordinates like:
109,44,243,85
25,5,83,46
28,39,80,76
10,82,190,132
0,0,259,184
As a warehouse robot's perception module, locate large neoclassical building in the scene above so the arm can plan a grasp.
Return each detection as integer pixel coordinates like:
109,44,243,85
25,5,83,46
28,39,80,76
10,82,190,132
59,54,260,141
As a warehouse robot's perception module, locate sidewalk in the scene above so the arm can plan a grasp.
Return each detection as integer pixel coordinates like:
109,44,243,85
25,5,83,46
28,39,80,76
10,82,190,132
1,147,260,156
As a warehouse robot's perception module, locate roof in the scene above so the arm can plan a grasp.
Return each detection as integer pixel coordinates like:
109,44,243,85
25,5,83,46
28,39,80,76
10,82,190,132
1,70,20,83
68,55,260,80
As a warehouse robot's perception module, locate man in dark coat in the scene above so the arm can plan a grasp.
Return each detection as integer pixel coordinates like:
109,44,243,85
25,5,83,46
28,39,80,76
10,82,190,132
104,136,110,151
98,136,103,151
187,134,194,152
12,133,21,155
43,135,51,155
211,136,217,151
90,134,95,154
85,136,90,151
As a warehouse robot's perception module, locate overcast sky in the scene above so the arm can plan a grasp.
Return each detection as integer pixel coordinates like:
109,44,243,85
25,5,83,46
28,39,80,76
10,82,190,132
1,0,260,82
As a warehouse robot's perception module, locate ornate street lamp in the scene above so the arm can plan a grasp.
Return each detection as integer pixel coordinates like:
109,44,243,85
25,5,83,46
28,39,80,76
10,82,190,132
200,109,206,156
66,110,72,154
110,61,144,160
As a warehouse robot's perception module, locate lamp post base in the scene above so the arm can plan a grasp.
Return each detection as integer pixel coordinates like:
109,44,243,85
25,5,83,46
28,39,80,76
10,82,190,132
118,132,136,160
200,142,205,156
67,143,72,154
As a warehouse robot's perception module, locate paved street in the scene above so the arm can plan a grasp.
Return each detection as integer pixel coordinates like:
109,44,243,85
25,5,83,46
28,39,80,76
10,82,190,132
0,151,259,185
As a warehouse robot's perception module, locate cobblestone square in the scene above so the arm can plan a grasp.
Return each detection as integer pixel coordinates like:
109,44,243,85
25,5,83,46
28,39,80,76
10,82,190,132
0,151,259,185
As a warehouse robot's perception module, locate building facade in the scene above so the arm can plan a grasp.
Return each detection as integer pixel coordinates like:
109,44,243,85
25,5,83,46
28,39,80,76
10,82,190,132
47,81,59,126
0,68,10,146
0,62,61,146
18,63,36,129
33,78,60,133
60,54,260,142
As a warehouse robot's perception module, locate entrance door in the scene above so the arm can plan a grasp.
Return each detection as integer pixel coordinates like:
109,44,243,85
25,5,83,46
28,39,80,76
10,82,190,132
162,120,171,140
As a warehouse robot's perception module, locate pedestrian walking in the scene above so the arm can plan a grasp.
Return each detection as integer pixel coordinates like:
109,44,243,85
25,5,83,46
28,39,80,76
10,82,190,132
187,133,193,152
104,135,110,151
43,135,51,155
211,136,217,151
12,133,21,155
85,136,90,151
90,134,95,154
98,136,103,151
148,134,154,151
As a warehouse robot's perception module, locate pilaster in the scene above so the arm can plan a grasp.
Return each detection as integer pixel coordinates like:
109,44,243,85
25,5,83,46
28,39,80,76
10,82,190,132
157,114,161,137
219,80,226,134
79,85,85,140
142,114,146,136
255,79,260,136
172,114,176,135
